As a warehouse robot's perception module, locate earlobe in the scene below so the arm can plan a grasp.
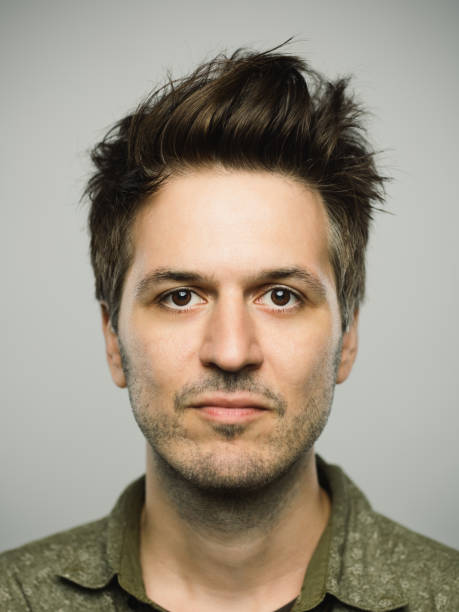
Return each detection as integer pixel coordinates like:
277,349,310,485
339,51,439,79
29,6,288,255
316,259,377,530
336,310,359,384
100,303,127,388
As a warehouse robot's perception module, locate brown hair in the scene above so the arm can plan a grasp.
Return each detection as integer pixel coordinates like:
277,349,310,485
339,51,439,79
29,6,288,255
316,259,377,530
86,45,386,333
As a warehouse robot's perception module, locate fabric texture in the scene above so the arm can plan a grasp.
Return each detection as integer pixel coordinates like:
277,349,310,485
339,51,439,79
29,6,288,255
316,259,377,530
1,456,458,611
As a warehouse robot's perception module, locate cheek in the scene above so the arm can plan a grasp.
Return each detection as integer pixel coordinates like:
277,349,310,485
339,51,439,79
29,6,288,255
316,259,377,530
262,318,337,392
129,324,198,389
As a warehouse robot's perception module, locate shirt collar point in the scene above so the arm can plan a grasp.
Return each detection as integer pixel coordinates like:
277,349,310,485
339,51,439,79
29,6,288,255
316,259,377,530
326,588,409,612
56,565,116,590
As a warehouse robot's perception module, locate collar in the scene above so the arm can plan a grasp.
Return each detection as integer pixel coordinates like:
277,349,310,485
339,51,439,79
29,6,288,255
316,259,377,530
57,457,409,611
57,475,146,594
314,456,408,611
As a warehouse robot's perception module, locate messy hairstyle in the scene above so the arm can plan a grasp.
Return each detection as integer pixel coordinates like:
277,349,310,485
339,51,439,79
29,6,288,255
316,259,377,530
86,44,386,333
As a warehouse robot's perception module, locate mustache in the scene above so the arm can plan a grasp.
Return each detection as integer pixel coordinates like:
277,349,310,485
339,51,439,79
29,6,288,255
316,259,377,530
174,372,287,416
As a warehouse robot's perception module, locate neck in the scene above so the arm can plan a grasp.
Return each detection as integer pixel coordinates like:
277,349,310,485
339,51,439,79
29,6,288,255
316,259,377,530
140,446,330,608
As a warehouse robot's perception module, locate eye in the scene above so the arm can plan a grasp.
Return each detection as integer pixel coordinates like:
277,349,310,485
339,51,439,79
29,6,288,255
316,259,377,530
159,289,206,311
256,287,302,311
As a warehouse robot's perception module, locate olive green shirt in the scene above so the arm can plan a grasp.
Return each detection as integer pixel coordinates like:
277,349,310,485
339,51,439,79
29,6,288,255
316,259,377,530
1,456,458,611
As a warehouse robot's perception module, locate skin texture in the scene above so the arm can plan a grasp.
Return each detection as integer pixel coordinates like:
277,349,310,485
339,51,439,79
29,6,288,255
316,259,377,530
101,167,358,611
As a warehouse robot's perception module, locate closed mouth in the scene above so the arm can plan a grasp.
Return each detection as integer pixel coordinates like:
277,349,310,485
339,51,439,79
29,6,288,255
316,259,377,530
189,395,269,423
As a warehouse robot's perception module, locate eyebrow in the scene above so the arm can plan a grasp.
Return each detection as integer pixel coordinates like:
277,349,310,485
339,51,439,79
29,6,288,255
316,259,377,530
134,266,328,300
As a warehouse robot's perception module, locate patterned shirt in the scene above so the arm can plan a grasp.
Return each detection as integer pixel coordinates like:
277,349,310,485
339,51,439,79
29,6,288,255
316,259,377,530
1,455,458,611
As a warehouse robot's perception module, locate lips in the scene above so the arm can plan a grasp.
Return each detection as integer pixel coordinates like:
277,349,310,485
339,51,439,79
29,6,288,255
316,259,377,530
189,394,269,423
190,394,269,410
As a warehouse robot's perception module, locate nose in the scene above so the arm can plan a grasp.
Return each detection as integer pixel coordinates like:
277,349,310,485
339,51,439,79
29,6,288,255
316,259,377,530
198,294,263,373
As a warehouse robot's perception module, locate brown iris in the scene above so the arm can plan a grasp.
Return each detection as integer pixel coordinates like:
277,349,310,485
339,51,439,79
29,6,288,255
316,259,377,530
171,289,192,306
270,288,291,306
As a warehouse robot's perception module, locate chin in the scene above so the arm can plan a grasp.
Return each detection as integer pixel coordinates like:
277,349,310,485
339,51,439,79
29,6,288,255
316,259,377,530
155,440,309,493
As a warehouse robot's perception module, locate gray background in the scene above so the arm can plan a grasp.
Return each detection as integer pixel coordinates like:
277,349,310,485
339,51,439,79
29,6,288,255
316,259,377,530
1,0,458,552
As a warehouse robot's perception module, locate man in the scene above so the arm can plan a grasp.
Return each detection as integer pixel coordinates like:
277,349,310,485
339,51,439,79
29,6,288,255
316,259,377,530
1,46,458,611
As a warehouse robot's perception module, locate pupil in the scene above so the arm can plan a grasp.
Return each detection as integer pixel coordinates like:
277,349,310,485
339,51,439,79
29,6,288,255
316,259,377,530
172,290,191,306
272,289,290,306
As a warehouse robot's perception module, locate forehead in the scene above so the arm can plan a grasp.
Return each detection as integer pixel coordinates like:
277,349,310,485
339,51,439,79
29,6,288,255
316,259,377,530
129,168,333,286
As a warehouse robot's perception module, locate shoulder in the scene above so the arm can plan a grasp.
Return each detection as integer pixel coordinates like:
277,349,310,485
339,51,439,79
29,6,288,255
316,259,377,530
371,508,458,562
0,518,110,610
371,511,459,603
0,516,109,571
319,457,459,610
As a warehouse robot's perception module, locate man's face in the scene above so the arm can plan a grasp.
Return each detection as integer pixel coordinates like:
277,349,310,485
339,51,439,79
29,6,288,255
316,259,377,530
103,168,357,490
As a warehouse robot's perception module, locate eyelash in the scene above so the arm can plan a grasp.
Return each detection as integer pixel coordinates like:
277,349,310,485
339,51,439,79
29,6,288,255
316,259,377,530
157,286,304,314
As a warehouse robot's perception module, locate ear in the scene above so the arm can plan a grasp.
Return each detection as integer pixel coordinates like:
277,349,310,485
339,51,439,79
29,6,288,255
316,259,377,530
100,303,126,388
336,310,359,384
